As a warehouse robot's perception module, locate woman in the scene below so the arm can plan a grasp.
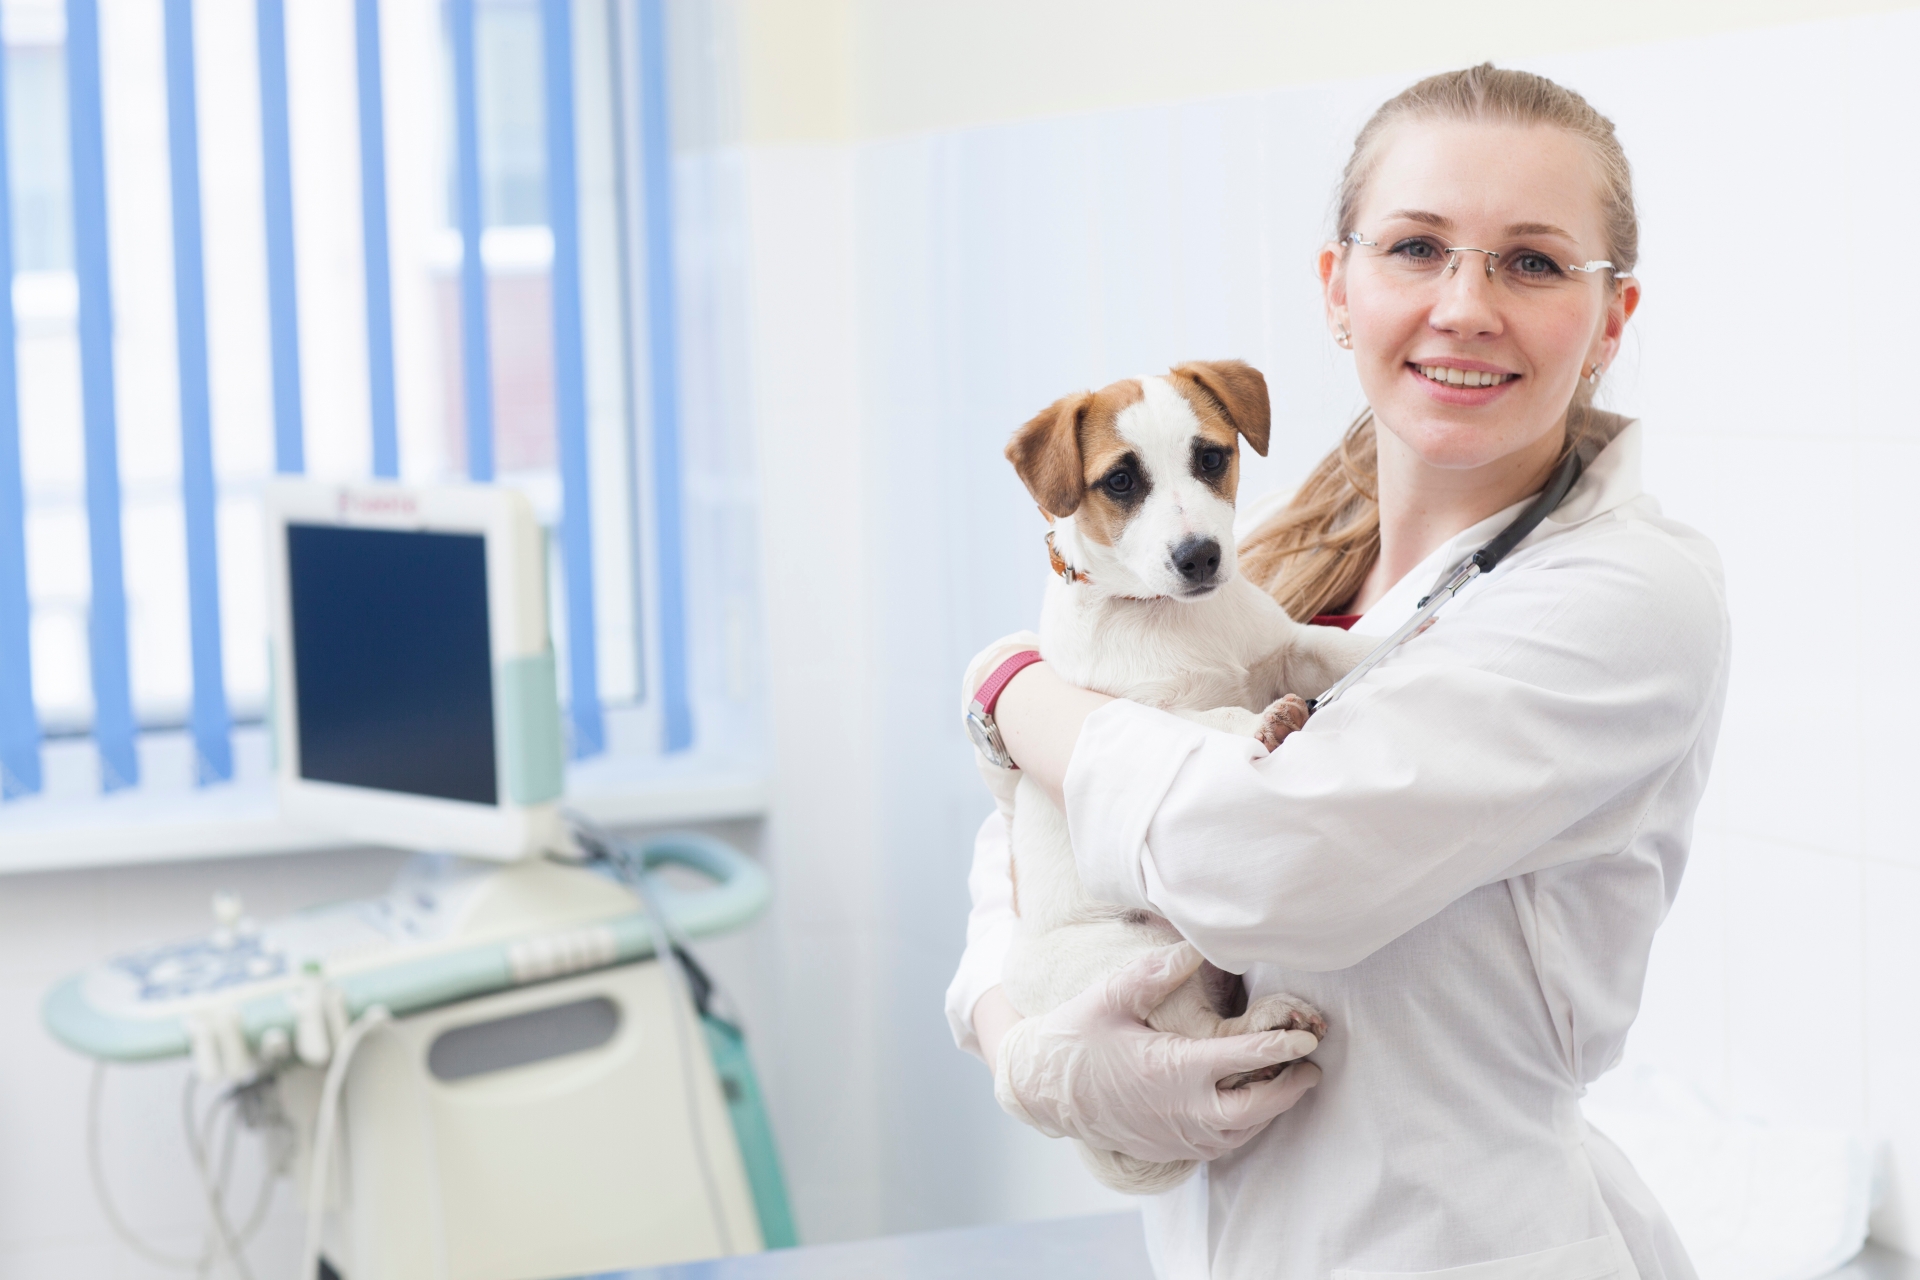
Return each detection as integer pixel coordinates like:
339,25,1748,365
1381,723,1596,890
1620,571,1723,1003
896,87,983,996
946,66,1727,1280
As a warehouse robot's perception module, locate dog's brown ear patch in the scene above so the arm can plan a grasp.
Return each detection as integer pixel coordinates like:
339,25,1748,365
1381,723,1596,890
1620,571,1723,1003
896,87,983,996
1172,360,1270,457
1007,391,1091,517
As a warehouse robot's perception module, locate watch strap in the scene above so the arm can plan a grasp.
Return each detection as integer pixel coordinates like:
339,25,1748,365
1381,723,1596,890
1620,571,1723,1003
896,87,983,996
971,650,1044,715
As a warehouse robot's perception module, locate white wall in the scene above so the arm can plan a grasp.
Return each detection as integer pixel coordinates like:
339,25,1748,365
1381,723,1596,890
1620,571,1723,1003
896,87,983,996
735,4,1920,1252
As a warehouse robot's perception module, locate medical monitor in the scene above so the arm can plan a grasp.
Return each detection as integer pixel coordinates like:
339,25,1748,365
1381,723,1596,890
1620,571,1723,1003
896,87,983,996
264,482,565,861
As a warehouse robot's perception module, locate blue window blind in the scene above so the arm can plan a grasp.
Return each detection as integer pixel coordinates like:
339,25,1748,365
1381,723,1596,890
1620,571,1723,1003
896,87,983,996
541,0,604,758
66,0,137,792
0,25,37,799
356,0,401,481
163,0,233,785
448,0,495,484
256,0,304,476
635,0,691,753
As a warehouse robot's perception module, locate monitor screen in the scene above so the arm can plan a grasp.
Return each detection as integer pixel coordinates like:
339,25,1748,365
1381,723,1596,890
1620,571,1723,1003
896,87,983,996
286,523,498,806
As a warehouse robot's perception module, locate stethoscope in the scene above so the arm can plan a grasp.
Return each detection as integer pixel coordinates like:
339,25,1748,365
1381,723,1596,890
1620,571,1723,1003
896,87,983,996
1308,448,1584,713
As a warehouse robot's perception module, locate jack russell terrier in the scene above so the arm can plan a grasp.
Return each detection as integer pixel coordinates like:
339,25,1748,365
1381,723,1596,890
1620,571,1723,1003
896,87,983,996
990,360,1374,1194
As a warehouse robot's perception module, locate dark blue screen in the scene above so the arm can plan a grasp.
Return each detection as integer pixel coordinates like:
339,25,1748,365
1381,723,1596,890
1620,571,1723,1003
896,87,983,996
287,524,497,806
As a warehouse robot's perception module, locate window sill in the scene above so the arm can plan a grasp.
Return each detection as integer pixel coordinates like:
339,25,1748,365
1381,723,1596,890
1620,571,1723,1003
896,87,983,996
0,749,770,876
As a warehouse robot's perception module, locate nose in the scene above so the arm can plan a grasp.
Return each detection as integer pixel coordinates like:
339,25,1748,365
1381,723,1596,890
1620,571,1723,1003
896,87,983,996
1171,536,1222,586
1429,253,1503,339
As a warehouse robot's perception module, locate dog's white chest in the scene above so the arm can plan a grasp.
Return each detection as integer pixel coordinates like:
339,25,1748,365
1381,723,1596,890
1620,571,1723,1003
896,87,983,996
1037,575,1281,714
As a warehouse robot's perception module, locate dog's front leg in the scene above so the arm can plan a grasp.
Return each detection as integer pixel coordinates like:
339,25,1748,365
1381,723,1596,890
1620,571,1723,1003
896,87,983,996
1249,625,1377,706
1171,698,1310,752
1170,705,1265,736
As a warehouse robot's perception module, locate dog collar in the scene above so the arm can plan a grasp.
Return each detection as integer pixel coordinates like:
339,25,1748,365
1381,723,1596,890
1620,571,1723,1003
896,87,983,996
1045,531,1089,585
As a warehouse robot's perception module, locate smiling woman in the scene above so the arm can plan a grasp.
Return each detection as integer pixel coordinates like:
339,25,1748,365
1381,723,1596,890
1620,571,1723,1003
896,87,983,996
1240,69,1642,624
956,63,1728,1280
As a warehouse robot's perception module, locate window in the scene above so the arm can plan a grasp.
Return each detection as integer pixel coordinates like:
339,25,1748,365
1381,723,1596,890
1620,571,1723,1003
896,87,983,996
0,0,764,861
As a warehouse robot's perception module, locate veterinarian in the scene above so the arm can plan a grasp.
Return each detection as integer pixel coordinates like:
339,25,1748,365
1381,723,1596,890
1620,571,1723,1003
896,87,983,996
949,65,1727,1280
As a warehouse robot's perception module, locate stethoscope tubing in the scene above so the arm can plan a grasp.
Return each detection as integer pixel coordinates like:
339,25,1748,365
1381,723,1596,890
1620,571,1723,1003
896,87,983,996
1307,449,1585,714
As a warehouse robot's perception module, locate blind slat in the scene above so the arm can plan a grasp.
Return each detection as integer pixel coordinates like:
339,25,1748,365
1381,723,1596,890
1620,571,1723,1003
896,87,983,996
355,0,399,480
0,35,42,799
449,0,494,483
67,0,139,790
635,0,692,753
164,0,233,784
257,0,304,475
543,0,603,759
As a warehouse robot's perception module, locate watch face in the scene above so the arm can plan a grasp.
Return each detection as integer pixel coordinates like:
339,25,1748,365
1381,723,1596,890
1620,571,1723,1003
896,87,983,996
965,709,1010,768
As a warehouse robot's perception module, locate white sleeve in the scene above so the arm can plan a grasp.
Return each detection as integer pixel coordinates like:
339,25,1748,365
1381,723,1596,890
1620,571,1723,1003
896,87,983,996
945,810,1018,1061
1066,524,1729,975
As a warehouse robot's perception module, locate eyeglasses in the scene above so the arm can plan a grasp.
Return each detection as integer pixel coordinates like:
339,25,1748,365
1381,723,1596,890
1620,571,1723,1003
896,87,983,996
1345,231,1628,293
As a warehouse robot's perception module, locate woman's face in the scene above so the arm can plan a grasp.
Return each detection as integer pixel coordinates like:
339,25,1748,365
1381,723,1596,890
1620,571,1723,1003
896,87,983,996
1320,119,1640,473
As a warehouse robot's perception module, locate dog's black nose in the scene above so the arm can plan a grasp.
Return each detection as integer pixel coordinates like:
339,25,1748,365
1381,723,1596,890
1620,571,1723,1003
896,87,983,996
1171,537,1222,585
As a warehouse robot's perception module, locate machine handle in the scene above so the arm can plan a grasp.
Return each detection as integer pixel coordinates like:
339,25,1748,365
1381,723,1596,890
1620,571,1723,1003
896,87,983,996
629,832,774,942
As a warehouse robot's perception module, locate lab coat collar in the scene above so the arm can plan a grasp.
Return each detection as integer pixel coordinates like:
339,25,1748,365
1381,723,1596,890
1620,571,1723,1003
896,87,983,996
1350,415,1643,636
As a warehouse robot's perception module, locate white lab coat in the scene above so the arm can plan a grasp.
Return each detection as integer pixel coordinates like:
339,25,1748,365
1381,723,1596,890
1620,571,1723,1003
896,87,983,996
946,420,1729,1280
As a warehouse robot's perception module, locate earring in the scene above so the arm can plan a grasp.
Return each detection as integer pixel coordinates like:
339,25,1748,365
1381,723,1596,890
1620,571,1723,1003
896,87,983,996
1334,325,1352,349
1585,363,1602,386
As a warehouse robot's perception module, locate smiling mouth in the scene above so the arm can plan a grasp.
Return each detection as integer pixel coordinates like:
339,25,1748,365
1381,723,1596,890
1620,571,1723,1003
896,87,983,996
1412,363,1517,389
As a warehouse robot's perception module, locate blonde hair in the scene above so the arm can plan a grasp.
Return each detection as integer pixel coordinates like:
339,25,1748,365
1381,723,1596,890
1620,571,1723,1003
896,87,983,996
1241,63,1639,621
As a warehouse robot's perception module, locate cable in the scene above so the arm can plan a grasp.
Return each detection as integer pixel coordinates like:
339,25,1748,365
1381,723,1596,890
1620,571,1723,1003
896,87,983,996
88,1063,212,1271
181,1078,257,1280
299,1004,390,1280
563,816,737,1255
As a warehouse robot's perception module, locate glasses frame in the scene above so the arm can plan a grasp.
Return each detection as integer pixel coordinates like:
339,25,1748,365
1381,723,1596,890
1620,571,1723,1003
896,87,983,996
1345,231,1626,282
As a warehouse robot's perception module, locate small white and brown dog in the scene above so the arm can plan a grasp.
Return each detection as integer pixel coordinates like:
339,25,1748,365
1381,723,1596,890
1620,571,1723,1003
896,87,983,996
992,359,1373,1195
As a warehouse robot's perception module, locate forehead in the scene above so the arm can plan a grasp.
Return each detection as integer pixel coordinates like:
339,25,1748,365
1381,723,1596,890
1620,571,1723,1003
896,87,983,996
1085,376,1230,462
1358,119,1607,248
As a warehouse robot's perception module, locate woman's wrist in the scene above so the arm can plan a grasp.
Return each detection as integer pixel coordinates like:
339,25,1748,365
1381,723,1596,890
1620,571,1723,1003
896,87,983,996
995,662,1112,807
972,985,1023,1069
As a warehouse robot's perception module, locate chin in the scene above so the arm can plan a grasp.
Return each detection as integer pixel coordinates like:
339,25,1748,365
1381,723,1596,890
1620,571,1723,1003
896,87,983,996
1383,408,1554,471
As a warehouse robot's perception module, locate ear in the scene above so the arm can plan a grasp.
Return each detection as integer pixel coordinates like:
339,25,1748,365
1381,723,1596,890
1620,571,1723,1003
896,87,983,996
1171,360,1270,457
1006,391,1091,517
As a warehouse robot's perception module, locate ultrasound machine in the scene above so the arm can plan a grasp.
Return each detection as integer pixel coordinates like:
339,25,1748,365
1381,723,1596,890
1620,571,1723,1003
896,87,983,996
43,481,792,1279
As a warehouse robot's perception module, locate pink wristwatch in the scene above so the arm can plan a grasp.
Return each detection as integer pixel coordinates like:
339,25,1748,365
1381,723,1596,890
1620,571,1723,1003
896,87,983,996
965,651,1044,769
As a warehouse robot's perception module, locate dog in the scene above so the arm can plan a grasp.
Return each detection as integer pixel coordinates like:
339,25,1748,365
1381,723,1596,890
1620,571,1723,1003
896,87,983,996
994,359,1374,1195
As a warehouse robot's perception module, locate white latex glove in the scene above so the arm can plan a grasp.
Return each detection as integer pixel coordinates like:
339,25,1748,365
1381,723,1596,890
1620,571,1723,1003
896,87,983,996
961,630,1042,821
994,942,1322,1163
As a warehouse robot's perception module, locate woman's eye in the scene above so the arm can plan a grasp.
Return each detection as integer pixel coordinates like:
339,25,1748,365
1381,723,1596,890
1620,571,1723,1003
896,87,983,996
1198,449,1226,474
1391,238,1440,262
1105,471,1135,495
1512,252,1561,278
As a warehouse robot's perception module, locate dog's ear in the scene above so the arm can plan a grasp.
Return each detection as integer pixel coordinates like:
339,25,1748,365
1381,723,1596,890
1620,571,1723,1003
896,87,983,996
1171,359,1270,457
1007,391,1091,518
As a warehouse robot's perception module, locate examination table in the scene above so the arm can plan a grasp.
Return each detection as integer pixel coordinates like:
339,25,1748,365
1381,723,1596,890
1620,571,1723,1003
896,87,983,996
583,1212,1920,1280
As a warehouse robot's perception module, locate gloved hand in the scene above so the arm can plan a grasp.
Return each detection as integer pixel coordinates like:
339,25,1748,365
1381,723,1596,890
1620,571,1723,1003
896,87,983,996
993,942,1321,1163
961,631,1042,820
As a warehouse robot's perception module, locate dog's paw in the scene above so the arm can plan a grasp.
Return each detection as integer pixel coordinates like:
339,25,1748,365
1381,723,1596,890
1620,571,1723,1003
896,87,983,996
1216,993,1328,1090
1255,695,1311,752
1240,992,1328,1042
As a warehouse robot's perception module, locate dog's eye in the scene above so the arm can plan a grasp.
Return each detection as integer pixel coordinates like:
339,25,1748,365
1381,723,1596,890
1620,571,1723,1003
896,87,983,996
1198,449,1227,474
1104,470,1135,496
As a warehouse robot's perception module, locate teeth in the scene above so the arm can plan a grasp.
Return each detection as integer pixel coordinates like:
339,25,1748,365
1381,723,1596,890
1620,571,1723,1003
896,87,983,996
1418,365,1514,388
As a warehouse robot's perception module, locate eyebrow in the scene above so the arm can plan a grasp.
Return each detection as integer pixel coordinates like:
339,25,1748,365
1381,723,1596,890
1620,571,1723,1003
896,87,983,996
1502,221,1574,239
1378,211,1577,240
